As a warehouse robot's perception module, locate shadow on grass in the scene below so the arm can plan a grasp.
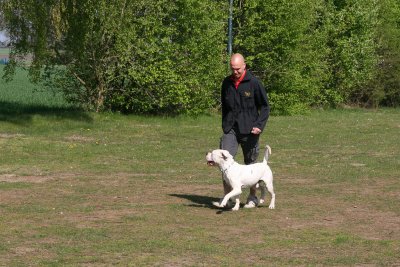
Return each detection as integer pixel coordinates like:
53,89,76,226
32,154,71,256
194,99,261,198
169,194,232,214
0,101,93,125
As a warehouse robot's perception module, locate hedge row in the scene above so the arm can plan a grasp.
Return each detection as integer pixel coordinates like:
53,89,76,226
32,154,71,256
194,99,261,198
2,0,400,114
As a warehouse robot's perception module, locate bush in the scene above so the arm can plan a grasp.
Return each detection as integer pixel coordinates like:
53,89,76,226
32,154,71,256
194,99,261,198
234,0,334,114
2,0,227,114
364,0,400,107
326,0,379,106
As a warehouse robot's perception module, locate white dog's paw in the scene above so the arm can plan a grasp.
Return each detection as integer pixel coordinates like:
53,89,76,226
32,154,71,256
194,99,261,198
212,199,235,209
212,201,222,208
231,205,239,211
259,199,265,205
269,204,275,209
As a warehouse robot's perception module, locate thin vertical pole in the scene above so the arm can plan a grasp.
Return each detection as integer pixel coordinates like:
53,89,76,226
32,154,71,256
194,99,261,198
228,0,233,56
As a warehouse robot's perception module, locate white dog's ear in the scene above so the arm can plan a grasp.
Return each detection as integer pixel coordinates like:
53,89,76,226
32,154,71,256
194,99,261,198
221,152,228,161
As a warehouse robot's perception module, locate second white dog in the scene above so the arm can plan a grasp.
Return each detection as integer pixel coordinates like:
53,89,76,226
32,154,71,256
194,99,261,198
206,145,275,211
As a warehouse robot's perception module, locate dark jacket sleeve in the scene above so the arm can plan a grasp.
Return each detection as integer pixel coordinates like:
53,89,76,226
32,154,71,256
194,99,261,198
252,78,270,131
221,79,227,121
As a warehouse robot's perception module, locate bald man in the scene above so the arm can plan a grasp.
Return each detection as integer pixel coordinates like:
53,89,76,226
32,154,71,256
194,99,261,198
219,53,270,208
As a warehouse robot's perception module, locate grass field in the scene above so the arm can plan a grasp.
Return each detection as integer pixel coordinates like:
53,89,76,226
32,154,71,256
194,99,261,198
0,68,399,266
0,48,10,65
0,48,10,56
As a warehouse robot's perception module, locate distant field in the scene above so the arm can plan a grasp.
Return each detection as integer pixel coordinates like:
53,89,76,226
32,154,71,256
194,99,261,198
0,48,10,55
0,65,73,110
0,48,9,58
0,48,10,64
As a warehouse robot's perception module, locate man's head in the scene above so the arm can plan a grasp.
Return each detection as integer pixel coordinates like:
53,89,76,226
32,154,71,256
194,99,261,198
230,53,246,80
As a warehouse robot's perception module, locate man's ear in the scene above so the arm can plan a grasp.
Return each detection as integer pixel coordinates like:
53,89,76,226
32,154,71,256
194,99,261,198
221,152,228,161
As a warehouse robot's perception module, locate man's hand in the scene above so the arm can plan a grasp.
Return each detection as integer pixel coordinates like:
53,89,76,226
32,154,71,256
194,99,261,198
251,127,262,135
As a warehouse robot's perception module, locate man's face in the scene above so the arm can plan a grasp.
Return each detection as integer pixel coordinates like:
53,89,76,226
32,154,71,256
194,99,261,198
230,60,246,80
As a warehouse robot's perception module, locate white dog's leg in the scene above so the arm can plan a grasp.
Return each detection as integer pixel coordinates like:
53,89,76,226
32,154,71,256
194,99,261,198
231,197,240,211
220,187,242,208
267,181,275,209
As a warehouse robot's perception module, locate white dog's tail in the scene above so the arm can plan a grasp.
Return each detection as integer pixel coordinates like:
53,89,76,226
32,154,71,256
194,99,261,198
263,145,271,163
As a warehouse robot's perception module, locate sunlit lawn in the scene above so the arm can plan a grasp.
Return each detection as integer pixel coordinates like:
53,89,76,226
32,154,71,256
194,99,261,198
0,68,399,266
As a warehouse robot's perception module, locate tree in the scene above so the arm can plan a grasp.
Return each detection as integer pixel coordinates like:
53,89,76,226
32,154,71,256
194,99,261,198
326,0,380,106
234,0,333,114
1,0,227,114
234,0,383,113
365,0,400,107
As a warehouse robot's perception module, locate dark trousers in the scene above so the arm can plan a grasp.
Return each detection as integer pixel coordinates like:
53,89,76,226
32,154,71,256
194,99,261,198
220,126,260,165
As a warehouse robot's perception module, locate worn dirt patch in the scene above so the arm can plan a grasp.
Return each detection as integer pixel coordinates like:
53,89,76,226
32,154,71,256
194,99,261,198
0,172,82,183
64,135,95,142
64,209,139,228
343,207,400,240
0,188,28,203
0,174,54,183
0,133,25,139
13,246,37,256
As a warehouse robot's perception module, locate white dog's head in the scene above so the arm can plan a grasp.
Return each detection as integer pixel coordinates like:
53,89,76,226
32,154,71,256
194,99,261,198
206,149,234,168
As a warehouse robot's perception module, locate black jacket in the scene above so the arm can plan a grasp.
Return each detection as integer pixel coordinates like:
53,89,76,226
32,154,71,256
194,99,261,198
221,70,270,134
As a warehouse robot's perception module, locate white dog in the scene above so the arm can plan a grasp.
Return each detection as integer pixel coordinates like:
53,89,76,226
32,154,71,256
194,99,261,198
206,145,275,211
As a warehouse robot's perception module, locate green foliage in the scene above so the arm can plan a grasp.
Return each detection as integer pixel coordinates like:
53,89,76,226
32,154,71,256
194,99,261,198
365,0,400,107
105,0,227,114
234,0,327,114
327,0,380,105
2,0,400,114
234,0,384,114
1,0,227,114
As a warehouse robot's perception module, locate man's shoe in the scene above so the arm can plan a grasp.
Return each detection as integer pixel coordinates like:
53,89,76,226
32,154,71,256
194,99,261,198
244,196,258,209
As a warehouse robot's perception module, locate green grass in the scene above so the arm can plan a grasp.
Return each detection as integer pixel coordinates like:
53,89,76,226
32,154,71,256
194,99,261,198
0,48,10,54
0,68,399,266
0,65,75,107
0,65,84,126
